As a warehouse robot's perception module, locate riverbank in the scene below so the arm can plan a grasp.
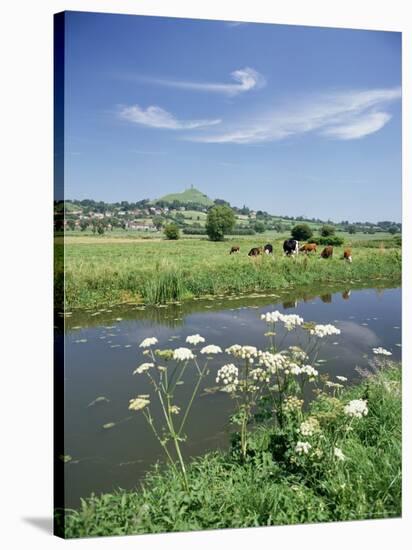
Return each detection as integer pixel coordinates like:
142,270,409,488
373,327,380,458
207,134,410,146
59,362,401,538
58,236,401,309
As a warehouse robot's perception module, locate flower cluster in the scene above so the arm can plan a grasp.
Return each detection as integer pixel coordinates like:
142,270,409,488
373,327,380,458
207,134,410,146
284,395,304,412
288,346,308,362
226,345,258,362
372,347,392,356
258,351,287,373
173,347,195,361
299,417,320,437
185,334,205,345
309,324,341,338
261,311,304,331
133,362,154,375
139,337,158,348
200,344,222,355
295,441,312,455
300,365,319,379
325,381,344,389
344,399,369,418
216,364,239,392
250,367,270,383
128,395,150,411
336,376,348,382
334,447,345,461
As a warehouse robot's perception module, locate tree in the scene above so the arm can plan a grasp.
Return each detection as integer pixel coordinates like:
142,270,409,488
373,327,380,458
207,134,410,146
97,224,105,235
164,223,180,240
320,224,335,237
388,225,399,235
66,219,76,231
152,215,165,230
205,205,236,241
348,225,357,234
291,223,313,241
253,221,266,233
80,220,89,232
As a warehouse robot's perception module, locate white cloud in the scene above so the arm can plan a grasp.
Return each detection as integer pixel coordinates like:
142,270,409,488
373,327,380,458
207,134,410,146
188,87,401,144
119,104,221,130
141,67,265,97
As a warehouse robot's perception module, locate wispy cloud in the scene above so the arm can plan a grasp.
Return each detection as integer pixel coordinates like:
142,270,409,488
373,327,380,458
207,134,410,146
225,22,248,28
187,87,401,144
139,67,265,97
119,104,221,130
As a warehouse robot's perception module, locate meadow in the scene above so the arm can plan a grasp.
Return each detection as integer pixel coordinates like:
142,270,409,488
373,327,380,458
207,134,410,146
58,232,401,310
60,362,401,538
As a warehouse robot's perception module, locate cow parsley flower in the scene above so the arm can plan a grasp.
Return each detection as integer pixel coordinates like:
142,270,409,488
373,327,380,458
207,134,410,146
300,365,319,378
133,362,154,375
139,337,158,348
226,345,258,360
288,346,308,362
344,399,368,418
336,376,348,382
200,344,222,355
186,334,205,345
250,367,270,383
295,441,312,455
299,417,320,437
310,324,341,338
372,347,392,356
260,311,284,323
128,396,150,411
281,314,304,331
258,351,286,373
334,447,346,461
169,405,181,415
216,364,239,392
173,347,195,361
284,395,304,412
325,381,344,389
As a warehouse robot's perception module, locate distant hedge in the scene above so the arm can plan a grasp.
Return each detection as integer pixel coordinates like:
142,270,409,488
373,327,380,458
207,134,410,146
310,236,345,246
183,227,256,236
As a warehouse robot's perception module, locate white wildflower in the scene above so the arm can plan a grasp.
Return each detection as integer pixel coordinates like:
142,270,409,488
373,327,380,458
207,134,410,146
325,381,344,389
336,376,348,382
226,344,258,360
288,346,308,362
185,334,205,345
260,311,284,323
284,396,304,412
344,399,368,418
128,396,150,411
295,441,312,455
250,368,270,383
300,365,319,378
173,347,195,361
334,447,346,461
261,311,304,330
310,324,341,338
216,364,239,392
299,417,320,437
200,344,222,355
372,347,392,356
139,337,158,348
258,351,287,374
169,405,181,415
133,362,154,375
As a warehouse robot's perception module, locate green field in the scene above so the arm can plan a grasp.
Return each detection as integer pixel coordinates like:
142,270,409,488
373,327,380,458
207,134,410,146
57,232,401,310
60,363,401,537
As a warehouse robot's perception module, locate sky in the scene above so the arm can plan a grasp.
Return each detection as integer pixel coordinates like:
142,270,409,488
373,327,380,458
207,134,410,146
63,12,402,222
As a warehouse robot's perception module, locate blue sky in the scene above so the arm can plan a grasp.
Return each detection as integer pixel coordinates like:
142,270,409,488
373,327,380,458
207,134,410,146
64,12,401,222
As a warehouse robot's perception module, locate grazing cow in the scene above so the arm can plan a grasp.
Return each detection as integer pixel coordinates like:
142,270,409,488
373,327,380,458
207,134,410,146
283,239,299,256
248,246,263,257
264,243,273,255
300,243,317,253
343,248,353,263
230,245,240,254
321,245,333,258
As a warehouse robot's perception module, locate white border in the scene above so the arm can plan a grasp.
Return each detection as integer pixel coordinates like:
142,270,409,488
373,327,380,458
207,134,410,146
1,1,410,549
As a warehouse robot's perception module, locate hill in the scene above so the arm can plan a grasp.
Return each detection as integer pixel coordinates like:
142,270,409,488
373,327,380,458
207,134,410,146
152,187,214,207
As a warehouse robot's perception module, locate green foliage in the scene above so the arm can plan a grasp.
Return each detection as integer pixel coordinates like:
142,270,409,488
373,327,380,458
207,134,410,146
205,205,236,241
253,221,266,233
311,236,345,246
164,223,180,240
154,187,214,207
291,224,313,241
320,224,335,237
62,365,401,538
97,224,105,235
348,225,357,234
388,226,399,235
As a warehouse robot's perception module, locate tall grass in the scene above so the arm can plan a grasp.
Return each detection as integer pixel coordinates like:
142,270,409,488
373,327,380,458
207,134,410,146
60,363,401,538
62,237,401,308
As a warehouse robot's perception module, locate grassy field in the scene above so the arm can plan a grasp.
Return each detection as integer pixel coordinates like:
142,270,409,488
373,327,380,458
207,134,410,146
57,232,401,309
59,363,401,538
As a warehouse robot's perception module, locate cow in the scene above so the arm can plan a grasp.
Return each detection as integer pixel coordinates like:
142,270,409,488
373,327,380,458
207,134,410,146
248,247,263,257
300,243,317,253
343,248,353,263
283,239,299,256
321,245,333,258
264,243,273,255
230,245,240,254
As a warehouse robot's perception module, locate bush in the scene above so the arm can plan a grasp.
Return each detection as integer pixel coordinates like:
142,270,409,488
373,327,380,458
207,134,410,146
320,224,335,237
206,205,236,241
348,225,357,234
164,223,180,240
253,221,266,233
182,227,207,235
311,236,344,246
291,224,313,241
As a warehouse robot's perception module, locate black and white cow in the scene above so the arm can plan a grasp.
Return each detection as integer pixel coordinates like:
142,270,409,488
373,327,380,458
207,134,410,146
264,243,273,255
283,239,299,256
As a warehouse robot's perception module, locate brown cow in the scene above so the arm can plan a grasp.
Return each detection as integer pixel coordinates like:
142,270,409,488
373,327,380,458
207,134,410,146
300,243,317,253
230,245,240,254
343,248,352,263
248,247,263,257
321,245,333,258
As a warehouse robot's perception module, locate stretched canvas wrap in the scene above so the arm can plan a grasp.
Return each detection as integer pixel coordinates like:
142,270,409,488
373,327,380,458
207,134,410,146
54,11,402,539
